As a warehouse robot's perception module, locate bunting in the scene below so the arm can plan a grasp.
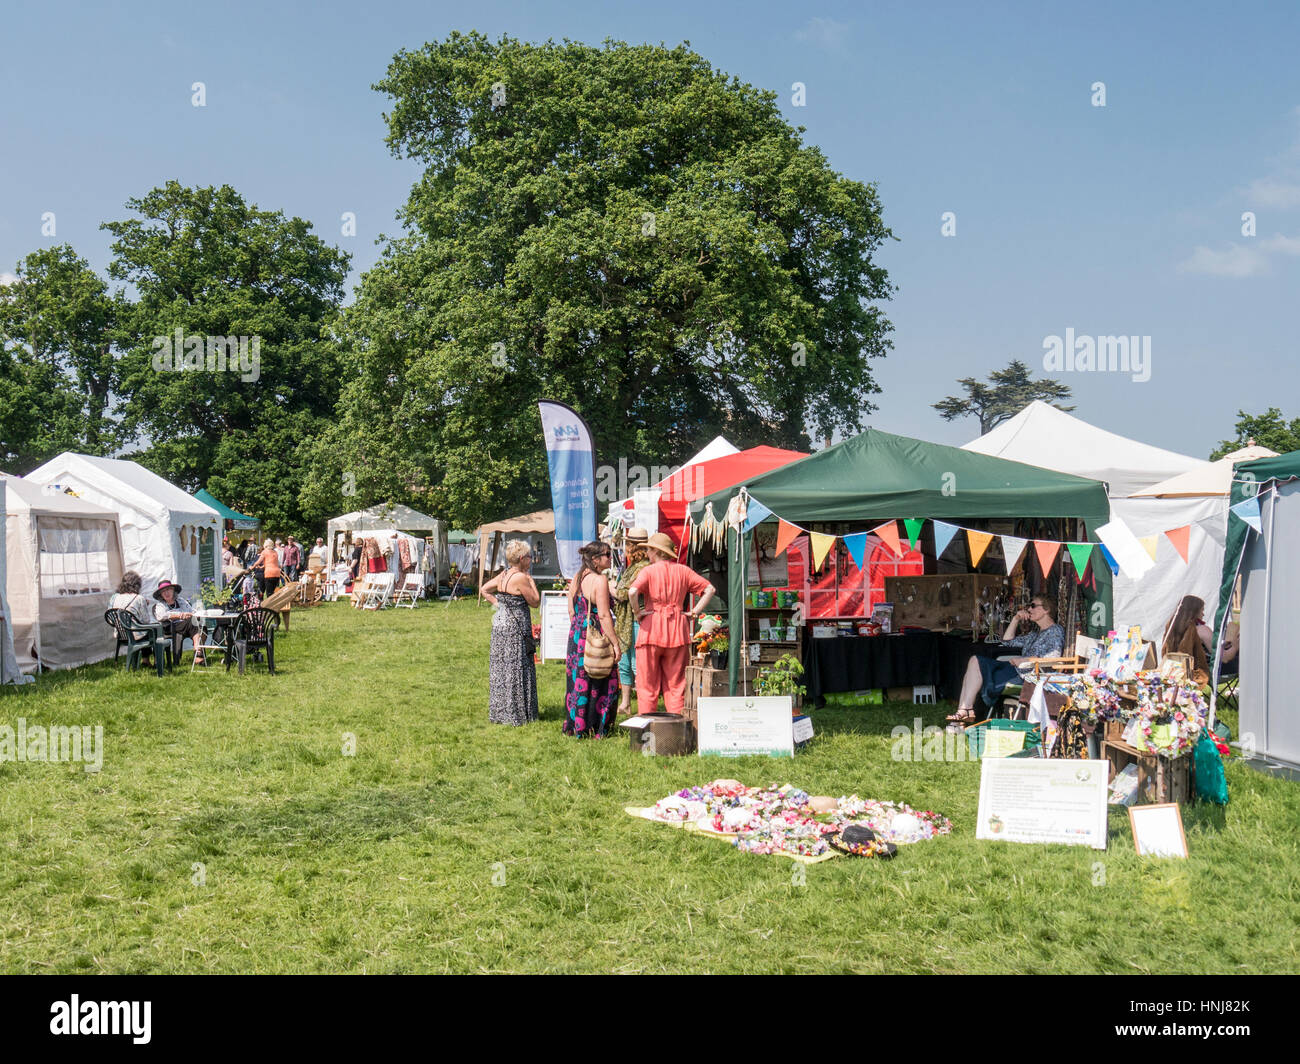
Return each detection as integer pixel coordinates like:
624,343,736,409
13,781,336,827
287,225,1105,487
966,530,993,568
999,535,1028,574
843,532,868,569
1164,525,1190,564
741,499,772,533
903,519,925,552
1137,535,1160,562
809,531,836,570
1230,496,1262,533
1033,540,1060,578
1066,542,1093,582
775,520,800,558
873,521,903,558
1097,543,1120,576
933,521,960,560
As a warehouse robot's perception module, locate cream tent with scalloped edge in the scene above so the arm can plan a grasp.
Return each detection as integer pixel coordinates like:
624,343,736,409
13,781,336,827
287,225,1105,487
3,474,125,673
24,454,221,599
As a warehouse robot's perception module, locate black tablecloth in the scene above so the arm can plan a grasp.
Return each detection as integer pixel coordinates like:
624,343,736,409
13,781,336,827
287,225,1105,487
803,633,1013,703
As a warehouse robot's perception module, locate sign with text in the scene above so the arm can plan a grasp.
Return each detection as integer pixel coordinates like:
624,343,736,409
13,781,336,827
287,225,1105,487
539,591,569,663
697,696,794,758
976,758,1109,849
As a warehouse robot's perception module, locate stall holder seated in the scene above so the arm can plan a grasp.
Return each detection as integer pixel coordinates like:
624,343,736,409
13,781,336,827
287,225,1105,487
947,595,1064,726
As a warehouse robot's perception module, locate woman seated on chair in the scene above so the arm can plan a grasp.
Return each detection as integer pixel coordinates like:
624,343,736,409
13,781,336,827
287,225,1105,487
110,571,154,627
153,579,204,665
1160,594,1225,684
947,595,1065,724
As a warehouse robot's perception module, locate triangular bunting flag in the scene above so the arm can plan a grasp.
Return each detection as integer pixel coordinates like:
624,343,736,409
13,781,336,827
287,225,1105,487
1164,526,1190,564
873,521,903,558
843,532,868,570
1230,496,1262,533
999,535,1028,574
741,499,772,533
903,519,925,552
809,531,836,570
1066,543,1093,582
966,530,993,568
1097,543,1120,576
775,519,800,558
1033,540,1059,578
1137,535,1159,563
933,521,959,560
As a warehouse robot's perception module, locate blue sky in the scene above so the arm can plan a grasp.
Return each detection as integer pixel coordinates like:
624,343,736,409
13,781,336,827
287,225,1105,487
3,1,1298,458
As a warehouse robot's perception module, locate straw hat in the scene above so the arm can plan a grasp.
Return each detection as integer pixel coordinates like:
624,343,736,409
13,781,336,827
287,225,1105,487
646,532,677,558
625,526,649,544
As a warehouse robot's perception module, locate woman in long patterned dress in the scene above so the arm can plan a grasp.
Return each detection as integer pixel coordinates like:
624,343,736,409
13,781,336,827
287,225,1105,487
564,541,622,737
481,540,540,726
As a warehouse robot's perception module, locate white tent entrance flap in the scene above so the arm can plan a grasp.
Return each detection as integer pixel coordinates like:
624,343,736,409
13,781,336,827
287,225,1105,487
0,478,32,685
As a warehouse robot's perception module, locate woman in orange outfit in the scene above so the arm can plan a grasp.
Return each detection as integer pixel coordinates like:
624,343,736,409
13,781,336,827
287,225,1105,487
628,532,716,715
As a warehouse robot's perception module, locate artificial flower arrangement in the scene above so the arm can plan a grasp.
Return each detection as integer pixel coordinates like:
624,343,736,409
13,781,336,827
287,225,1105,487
693,615,727,657
1066,673,1209,759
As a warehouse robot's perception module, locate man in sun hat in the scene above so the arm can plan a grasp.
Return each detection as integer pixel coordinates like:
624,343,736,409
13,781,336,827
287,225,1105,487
627,532,716,714
153,579,203,664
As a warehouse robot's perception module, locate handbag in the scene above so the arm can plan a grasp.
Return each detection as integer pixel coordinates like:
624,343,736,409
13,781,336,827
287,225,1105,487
583,609,617,679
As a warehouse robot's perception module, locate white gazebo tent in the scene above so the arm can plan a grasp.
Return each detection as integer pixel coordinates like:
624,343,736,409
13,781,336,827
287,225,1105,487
474,509,557,599
0,477,33,684
1130,444,1280,498
963,401,1219,638
326,503,449,585
24,454,221,597
3,474,126,672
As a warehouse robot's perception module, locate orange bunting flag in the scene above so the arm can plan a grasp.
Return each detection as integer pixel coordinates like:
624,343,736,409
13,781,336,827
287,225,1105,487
809,531,836,570
1164,525,1190,563
872,521,903,558
775,520,801,558
1033,540,1060,577
965,530,994,568
1137,535,1160,562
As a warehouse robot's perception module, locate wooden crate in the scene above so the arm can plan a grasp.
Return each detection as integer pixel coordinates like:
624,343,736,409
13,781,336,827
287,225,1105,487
883,574,1006,632
685,664,758,717
1102,739,1192,805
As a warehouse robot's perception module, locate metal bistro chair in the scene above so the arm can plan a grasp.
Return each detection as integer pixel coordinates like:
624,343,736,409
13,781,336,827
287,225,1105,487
226,607,280,676
103,608,170,677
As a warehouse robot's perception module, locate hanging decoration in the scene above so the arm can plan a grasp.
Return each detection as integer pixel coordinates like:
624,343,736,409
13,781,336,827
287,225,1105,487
933,521,960,560
1229,496,1262,533
999,535,1028,574
809,531,836,570
1137,535,1159,562
903,519,925,552
1164,525,1190,564
1066,542,1093,582
1033,540,1060,578
965,530,993,568
775,520,801,558
872,521,903,559
843,532,868,569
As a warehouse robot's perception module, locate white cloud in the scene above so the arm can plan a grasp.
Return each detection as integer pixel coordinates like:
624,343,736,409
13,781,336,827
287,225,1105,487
1260,233,1300,255
1242,177,1300,209
1178,244,1270,277
0,272,17,287
795,17,849,50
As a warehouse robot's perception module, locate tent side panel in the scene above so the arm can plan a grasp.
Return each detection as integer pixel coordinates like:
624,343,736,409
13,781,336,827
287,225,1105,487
5,512,40,672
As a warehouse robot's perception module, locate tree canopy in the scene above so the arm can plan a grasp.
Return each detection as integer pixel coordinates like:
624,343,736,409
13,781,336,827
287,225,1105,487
1211,407,1300,460
933,359,1074,435
302,33,895,528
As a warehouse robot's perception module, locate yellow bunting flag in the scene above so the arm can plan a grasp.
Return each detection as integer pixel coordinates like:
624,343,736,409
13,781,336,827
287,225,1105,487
1137,535,1159,562
966,530,993,568
809,531,836,570
1033,540,1060,577
872,521,903,558
1164,525,1190,563
775,520,801,558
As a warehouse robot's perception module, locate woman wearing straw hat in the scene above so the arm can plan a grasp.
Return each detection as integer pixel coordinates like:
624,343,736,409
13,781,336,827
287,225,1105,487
628,532,716,715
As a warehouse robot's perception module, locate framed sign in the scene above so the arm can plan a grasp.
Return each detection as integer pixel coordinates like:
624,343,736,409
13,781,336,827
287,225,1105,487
976,758,1109,849
697,696,794,758
539,591,570,663
1128,803,1188,858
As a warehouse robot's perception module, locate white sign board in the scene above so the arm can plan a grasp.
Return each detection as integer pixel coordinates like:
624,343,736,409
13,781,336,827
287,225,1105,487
540,591,570,663
632,488,661,536
976,758,1109,849
697,696,794,758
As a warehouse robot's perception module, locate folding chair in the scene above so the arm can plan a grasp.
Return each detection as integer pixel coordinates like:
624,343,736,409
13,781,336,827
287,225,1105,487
393,573,424,608
361,572,395,610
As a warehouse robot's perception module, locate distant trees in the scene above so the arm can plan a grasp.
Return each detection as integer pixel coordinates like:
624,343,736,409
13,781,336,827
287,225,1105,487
933,360,1074,435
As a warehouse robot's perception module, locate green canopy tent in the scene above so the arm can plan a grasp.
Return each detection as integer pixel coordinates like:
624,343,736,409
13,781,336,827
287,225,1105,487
689,428,1113,693
1213,449,1300,763
194,489,260,534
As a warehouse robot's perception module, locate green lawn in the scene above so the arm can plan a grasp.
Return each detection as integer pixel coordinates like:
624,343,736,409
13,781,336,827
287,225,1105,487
1,600,1297,974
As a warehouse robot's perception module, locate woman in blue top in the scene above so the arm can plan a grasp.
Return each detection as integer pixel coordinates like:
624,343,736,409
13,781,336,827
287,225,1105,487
948,594,1064,723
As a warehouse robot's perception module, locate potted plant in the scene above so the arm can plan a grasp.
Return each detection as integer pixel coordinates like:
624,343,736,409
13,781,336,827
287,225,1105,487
708,633,729,670
754,653,807,711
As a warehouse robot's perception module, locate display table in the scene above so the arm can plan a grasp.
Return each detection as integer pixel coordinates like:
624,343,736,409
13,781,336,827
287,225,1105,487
802,632,1013,704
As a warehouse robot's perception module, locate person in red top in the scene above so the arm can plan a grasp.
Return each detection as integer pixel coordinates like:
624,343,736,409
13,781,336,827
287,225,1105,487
628,532,716,715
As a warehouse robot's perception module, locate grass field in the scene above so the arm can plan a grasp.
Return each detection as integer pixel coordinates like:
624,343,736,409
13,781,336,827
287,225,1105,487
1,599,1297,974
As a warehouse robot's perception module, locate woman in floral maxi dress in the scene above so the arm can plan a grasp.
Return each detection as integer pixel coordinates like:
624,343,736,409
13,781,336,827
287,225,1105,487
482,540,540,726
564,541,621,737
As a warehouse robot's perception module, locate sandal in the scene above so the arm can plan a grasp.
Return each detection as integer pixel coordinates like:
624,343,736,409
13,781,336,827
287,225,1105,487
945,708,977,723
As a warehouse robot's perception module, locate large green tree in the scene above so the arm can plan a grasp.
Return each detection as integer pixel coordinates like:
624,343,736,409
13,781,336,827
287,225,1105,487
303,34,894,528
0,246,123,469
105,182,350,532
933,359,1074,435
1211,408,1300,460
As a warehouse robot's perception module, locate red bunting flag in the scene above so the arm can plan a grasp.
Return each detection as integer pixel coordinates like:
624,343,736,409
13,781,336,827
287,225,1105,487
775,519,801,558
1164,525,1190,563
872,521,903,558
1033,540,1060,578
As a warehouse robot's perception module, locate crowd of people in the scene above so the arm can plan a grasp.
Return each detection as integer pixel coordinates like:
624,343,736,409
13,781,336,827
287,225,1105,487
484,527,716,736
221,535,329,597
